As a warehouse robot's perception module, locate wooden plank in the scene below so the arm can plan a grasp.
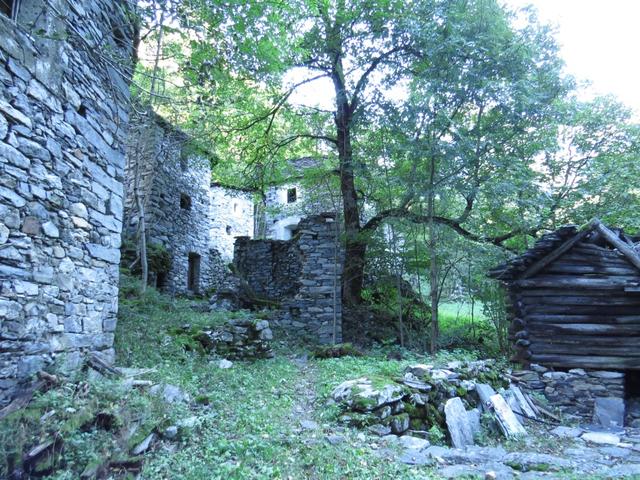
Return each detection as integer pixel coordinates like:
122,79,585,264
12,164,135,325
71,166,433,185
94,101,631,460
527,314,640,325
527,322,640,335
489,394,527,438
595,222,640,272
530,342,640,358
510,386,537,420
530,353,640,369
524,305,640,315
571,246,627,259
522,288,640,297
521,295,640,306
556,254,633,268
528,334,640,347
521,224,594,279
516,277,638,289
543,263,639,276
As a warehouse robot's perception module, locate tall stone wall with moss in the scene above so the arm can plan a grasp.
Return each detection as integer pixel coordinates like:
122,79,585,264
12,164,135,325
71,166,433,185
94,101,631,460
0,1,134,404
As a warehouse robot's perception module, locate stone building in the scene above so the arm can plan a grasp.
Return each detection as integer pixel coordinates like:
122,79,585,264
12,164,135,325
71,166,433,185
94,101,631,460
124,115,254,295
234,213,343,343
261,157,339,240
0,1,134,403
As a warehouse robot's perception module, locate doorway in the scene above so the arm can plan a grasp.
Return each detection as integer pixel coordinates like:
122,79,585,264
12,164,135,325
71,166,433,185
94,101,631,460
187,253,201,293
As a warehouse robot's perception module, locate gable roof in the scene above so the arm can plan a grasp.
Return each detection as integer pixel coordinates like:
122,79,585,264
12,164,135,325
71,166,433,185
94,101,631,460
488,219,640,281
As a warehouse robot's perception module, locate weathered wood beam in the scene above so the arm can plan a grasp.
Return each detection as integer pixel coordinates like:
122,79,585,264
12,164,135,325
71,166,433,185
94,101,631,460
595,222,640,272
530,353,640,369
528,314,640,325
528,322,640,335
525,305,640,315
530,342,640,358
521,221,597,279
516,277,636,289
528,334,640,346
521,295,640,306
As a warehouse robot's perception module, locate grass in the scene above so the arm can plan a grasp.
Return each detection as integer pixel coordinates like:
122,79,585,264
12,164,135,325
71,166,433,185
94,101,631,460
1,275,447,479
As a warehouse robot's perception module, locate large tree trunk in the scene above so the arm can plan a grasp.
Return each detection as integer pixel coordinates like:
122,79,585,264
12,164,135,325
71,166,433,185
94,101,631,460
332,57,366,307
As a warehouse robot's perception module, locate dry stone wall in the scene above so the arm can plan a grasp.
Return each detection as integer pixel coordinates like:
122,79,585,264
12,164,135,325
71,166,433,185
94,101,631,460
124,116,255,294
0,1,134,403
512,365,625,420
234,213,343,343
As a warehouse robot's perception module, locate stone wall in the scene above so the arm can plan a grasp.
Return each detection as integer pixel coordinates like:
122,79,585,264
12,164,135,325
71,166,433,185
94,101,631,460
125,115,213,295
512,365,625,420
124,117,255,294
0,2,134,403
260,158,339,240
233,237,301,300
210,184,254,262
234,213,343,343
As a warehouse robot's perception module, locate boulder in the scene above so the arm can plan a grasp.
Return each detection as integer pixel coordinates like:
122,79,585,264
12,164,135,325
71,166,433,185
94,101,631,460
331,378,407,412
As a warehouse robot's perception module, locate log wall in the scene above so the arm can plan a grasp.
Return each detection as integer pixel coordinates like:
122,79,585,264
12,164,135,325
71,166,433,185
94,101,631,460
509,240,640,370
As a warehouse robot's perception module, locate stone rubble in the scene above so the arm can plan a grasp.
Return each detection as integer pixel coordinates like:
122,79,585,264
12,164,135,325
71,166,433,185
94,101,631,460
201,318,274,360
331,360,515,443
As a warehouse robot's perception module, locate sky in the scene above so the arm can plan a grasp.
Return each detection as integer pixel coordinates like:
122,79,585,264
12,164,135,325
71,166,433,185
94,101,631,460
288,0,640,117
504,0,640,116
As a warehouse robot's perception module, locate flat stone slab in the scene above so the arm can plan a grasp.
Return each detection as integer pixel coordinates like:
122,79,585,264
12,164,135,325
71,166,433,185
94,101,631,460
445,397,475,448
582,431,621,445
441,446,508,464
593,397,625,429
550,426,583,438
438,462,516,479
599,446,632,458
397,435,430,451
300,419,319,430
503,452,574,472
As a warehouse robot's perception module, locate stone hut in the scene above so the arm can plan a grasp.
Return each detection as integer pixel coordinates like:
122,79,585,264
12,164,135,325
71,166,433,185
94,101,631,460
124,115,254,294
0,2,134,403
234,213,343,344
490,219,640,422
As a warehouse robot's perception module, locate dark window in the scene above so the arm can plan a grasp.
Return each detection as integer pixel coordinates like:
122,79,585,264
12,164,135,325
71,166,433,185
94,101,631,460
226,225,232,235
180,193,191,210
0,0,14,19
187,253,201,293
287,187,297,203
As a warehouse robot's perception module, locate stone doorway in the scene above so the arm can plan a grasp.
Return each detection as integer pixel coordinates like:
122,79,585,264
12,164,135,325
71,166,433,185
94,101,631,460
187,253,201,293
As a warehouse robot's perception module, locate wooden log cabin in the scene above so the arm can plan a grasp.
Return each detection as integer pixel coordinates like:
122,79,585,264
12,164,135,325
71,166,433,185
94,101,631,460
489,219,640,371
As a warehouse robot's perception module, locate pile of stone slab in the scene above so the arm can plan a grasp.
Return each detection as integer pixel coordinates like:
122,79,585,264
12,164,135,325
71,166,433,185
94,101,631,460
331,360,539,447
200,318,274,360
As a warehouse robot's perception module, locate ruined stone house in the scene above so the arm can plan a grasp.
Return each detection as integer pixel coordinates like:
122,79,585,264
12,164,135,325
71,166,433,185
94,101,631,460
260,157,340,240
123,114,254,295
0,1,134,404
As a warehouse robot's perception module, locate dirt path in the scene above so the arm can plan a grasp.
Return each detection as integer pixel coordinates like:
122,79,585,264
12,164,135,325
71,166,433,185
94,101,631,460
288,354,321,433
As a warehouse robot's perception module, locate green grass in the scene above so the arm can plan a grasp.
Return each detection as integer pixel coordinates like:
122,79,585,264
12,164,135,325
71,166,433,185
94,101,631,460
2,275,513,479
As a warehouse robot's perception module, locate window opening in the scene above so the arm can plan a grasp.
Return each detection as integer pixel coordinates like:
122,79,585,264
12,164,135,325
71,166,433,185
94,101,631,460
287,188,297,203
226,225,232,235
180,193,191,210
